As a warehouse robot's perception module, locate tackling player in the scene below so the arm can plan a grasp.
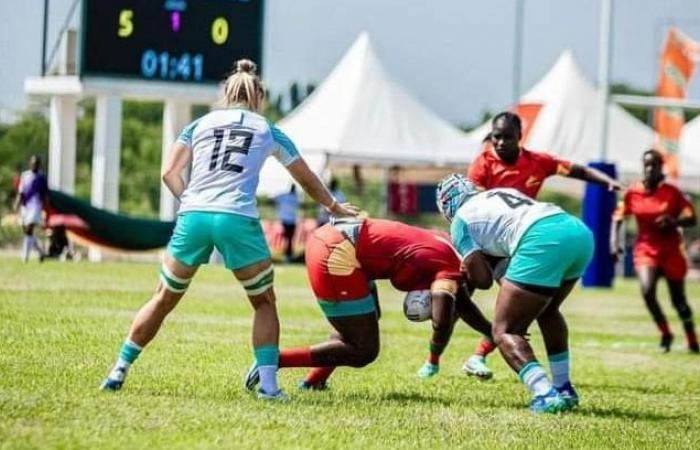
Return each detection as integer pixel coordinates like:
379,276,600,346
99,59,358,401
437,174,594,413
245,217,496,391
611,149,698,353
458,111,621,377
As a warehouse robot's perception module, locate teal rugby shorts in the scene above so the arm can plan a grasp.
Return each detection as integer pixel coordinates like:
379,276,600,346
505,213,594,288
167,211,271,270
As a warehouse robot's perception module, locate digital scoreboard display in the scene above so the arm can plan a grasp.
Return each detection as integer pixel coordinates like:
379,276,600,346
81,0,264,84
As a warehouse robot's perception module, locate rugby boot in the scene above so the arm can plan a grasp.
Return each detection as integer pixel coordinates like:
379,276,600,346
463,355,493,380
298,380,329,391
529,388,567,414
257,388,289,402
244,362,260,391
555,381,580,410
417,362,440,379
100,367,127,392
659,333,674,353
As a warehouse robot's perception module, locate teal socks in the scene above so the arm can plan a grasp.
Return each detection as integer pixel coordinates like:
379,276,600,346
548,351,570,388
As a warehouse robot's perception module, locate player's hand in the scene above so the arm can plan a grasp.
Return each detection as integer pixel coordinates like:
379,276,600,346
655,214,677,230
608,180,625,192
610,247,623,263
328,201,360,217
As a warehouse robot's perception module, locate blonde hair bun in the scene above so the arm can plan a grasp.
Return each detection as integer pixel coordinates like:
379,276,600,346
236,59,257,74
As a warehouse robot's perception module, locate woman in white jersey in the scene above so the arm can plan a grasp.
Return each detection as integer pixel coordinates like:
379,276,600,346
437,174,594,414
100,60,358,400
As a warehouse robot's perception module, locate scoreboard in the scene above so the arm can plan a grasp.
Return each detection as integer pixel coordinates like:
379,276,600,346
80,0,264,84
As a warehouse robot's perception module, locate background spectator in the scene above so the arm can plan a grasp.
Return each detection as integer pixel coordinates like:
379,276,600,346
276,184,300,262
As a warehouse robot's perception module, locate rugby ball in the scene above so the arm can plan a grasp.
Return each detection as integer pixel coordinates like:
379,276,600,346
403,290,432,322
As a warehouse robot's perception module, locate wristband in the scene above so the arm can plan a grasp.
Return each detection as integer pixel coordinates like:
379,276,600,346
325,198,338,212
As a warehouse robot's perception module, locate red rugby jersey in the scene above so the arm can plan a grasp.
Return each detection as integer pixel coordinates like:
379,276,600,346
467,146,572,198
613,181,695,247
355,219,462,291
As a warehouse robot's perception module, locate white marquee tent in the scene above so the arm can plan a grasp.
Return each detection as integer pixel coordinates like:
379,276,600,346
257,32,476,198
463,51,656,176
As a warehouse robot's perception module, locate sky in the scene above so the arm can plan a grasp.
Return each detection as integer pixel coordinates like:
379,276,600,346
1,0,699,126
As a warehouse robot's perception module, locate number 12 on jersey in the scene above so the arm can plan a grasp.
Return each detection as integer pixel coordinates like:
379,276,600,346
209,128,253,173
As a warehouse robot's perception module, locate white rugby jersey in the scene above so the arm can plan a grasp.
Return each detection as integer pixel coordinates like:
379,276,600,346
176,108,299,218
450,188,564,258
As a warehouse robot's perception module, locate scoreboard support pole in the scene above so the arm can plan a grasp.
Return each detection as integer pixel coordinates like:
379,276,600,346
89,95,123,262
160,100,192,221
48,95,77,194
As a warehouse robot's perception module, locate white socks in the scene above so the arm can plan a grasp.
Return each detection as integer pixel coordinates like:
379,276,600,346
518,362,553,396
258,366,279,394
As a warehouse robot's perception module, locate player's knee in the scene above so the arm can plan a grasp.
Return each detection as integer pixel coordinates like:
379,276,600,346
349,339,379,368
491,323,511,346
159,263,192,297
152,286,182,312
240,266,275,306
492,330,505,347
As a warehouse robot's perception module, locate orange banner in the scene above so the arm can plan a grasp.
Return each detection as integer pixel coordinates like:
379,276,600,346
653,28,700,178
513,103,543,144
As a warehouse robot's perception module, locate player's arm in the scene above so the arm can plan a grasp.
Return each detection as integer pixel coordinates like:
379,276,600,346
12,175,22,212
461,251,493,290
286,159,358,216
567,163,624,191
610,197,628,262
161,142,192,199
677,210,698,228
269,123,359,217
454,284,492,338
656,192,698,229
12,190,20,212
450,216,493,289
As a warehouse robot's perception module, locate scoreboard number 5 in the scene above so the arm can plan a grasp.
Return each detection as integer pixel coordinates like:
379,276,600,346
118,9,134,38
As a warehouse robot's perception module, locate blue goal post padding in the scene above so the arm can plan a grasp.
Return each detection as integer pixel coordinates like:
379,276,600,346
582,161,618,288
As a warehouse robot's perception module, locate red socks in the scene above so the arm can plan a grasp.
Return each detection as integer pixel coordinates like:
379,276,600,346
427,341,446,365
474,338,497,357
279,347,313,368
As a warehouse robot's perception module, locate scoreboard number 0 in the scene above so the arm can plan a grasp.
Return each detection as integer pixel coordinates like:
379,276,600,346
211,17,229,45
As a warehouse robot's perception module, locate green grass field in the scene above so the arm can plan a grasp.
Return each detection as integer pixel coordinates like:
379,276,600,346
1,257,699,449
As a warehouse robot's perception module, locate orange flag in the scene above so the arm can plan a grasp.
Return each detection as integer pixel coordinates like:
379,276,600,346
513,103,543,145
653,28,700,178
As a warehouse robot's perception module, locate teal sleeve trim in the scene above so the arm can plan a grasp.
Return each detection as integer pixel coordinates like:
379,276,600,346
450,216,478,258
269,122,300,166
176,118,201,148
